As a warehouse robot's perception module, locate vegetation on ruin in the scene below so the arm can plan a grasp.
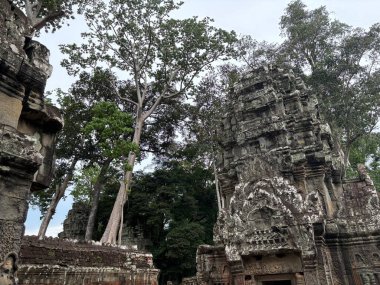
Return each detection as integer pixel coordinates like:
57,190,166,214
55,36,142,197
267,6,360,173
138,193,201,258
28,0,380,283
12,0,88,35
59,0,236,244
239,0,380,172
31,69,137,239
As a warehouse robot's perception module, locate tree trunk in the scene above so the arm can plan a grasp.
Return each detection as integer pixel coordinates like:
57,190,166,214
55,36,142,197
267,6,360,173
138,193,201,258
38,158,78,239
343,143,351,178
85,158,112,241
100,116,144,244
213,159,222,211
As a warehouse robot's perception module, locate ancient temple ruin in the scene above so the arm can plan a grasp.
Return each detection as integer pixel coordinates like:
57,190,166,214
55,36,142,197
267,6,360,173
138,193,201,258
58,201,153,250
17,236,159,285
191,66,380,285
0,1,159,284
58,201,91,240
0,0,63,283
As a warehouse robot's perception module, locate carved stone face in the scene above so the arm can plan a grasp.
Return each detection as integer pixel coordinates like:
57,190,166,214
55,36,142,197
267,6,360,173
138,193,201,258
2,256,15,272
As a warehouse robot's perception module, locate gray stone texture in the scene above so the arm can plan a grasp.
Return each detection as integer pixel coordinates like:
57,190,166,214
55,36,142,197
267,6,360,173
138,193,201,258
18,236,159,285
187,66,380,285
58,202,91,240
0,1,62,284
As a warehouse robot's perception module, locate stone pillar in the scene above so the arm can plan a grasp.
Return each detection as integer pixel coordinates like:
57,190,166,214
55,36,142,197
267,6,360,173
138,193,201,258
295,273,306,285
0,125,42,284
302,256,320,285
0,1,62,283
229,261,244,285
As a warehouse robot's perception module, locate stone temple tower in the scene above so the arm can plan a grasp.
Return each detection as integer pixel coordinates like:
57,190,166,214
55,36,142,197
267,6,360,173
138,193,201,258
189,66,380,285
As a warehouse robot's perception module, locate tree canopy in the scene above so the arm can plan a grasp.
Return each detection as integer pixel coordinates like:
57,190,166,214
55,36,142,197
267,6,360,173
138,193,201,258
124,160,217,284
60,0,236,244
11,0,88,35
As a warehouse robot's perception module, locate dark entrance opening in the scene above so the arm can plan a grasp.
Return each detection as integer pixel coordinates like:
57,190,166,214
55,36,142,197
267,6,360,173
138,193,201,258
262,281,291,285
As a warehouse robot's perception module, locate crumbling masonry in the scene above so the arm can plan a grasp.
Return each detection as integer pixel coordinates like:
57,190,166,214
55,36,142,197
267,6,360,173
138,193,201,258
190,66,380,285
0,0,62,283
0,1,159,285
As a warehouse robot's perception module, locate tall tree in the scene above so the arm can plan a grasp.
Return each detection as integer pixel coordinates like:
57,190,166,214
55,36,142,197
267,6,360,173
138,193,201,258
34,69,134,238
61,0,236,244
126,160,217,284
182,64,241,210
279,0,380,170
37,89,86,238
12,0,87,35
82,101,136,240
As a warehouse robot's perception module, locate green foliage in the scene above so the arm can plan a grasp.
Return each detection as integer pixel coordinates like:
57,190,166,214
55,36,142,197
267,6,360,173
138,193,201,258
12,0,89,34
60,0,236,244
280,0,350,72
125,161,217,284
29,69,135,215
347,133,380,189
61,0,237,102
163,222,205,275
84,101,137,159
71,165,100,204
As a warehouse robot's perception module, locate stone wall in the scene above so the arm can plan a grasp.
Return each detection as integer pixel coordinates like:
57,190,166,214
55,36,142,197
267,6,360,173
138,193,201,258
121,224,153,251
0,3,159,285
17,236,159,285
190,66,380,285
0,1,62,283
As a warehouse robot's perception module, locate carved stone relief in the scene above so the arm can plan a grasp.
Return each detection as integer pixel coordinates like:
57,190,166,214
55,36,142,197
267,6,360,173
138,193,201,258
183,66,380,285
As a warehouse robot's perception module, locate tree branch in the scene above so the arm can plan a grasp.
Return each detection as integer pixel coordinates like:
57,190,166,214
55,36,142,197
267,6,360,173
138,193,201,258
32,11,65,31
24,0,33,20
142,69,179,120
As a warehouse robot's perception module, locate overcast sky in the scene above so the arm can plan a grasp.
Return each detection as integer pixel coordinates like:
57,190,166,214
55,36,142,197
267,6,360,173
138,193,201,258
25,0,380,237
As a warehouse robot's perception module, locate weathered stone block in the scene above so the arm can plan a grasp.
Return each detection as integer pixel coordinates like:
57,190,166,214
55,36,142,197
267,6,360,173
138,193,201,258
18,237,159,285
0,1,62,283
190,66,380,285
0,92,22,129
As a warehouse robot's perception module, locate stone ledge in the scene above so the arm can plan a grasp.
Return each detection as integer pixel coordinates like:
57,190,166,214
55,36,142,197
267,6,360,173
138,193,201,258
20,236,155,269
0,125,42,174
18,237,159,285
17,265,159,285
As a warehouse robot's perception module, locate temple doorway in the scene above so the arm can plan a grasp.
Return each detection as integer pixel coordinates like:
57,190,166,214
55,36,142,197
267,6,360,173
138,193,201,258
255,274,296,285
261,281,292,285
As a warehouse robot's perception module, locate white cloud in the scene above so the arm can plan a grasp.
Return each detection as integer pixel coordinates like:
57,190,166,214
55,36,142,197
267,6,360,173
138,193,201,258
24,228,38,236
45,225,63,237
24,225,63,238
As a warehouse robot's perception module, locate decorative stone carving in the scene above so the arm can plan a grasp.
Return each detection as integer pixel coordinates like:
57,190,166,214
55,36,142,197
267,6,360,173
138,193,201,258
0,1,63,282
0,253,17,285
185,66,380,285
